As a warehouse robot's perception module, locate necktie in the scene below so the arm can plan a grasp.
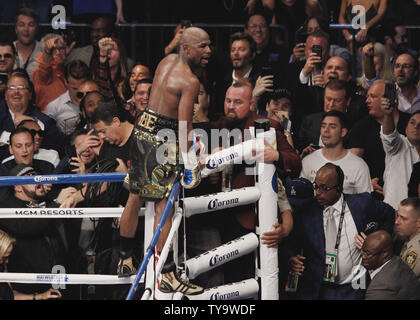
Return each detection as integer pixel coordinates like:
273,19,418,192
325,207,337,252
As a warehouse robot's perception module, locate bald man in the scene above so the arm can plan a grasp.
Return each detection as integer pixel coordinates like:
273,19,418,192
117,27,211,295
362,230,420,300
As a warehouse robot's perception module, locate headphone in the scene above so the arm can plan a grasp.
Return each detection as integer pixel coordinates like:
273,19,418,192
333,164,344,193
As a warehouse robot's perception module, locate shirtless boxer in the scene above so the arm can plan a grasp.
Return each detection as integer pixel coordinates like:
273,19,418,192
117,27,211,296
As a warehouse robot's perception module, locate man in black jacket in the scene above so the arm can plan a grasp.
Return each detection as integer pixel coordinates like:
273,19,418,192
0,164,77,298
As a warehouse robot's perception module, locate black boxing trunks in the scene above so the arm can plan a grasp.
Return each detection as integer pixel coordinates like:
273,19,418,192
127,109,182,201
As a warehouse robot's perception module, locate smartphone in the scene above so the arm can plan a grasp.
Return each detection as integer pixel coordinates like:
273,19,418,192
311,45,322,59
261,66,273,77
0,73,8,85
261,66,279,89
295,26,308,45
180,20,192,29
384,83,397,108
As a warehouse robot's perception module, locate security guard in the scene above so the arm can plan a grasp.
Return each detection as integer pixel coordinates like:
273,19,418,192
400,232,420,281
396,198,420,280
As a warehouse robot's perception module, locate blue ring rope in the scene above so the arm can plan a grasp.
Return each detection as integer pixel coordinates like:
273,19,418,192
0,173,127,186
126,181,181,300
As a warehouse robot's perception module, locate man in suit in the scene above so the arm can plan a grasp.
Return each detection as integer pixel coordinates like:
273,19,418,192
287,163,395,299
293,55,367,127
298,79,351,152
0,72,66,156
213,32,260,118
362,230,420,300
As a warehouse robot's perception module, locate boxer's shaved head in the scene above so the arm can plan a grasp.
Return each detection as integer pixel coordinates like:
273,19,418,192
180,27,209,46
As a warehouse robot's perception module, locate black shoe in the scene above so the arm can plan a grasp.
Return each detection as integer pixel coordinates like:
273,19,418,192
117,256,137,278
160,270,204,295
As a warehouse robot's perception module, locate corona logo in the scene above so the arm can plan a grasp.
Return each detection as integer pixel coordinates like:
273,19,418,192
207,198,239,210
210,290,240,300
209,250,240,267
205,152,239,170
34,176,58,182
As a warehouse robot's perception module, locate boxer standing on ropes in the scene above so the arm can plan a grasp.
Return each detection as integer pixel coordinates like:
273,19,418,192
117,27,211,296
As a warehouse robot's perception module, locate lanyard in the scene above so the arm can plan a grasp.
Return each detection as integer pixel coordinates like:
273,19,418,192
334,200,347,251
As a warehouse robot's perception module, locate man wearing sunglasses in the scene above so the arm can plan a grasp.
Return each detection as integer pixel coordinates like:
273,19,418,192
284,163,395,299
0,42,16,100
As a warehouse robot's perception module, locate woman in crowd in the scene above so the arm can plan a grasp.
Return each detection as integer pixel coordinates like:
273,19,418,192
0,229,62,300
358,41,393,90
339,0,387,43
94,36,129,105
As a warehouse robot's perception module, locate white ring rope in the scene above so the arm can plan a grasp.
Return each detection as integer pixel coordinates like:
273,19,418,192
0,273,140,285
0,207,145,218
0,128,277,299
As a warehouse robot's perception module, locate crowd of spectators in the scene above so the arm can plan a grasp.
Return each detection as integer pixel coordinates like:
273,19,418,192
0,0,420,300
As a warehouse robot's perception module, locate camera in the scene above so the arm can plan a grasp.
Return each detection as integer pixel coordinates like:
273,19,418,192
0,73,8,86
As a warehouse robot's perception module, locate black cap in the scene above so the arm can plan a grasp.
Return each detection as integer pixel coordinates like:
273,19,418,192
9,164,36,176
268,88,292,102
254,118,270,132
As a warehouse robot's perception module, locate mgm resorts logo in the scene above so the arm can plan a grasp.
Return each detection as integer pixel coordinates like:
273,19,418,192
207,198,239,210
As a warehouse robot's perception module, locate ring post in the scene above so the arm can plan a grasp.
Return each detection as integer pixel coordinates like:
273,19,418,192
126,181,180,300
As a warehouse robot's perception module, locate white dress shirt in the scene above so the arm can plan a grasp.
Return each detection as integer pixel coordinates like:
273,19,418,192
396,85,420,114
323,194,364,284
45,90,81,136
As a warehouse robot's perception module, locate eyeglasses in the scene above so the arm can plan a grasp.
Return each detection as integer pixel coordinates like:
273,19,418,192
248,24,268,30
7,85,28,91
313,182,338,193
77,91,94,100
394,63,413,69
52,47,66,52
361,249,383,260
0,53,13,59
